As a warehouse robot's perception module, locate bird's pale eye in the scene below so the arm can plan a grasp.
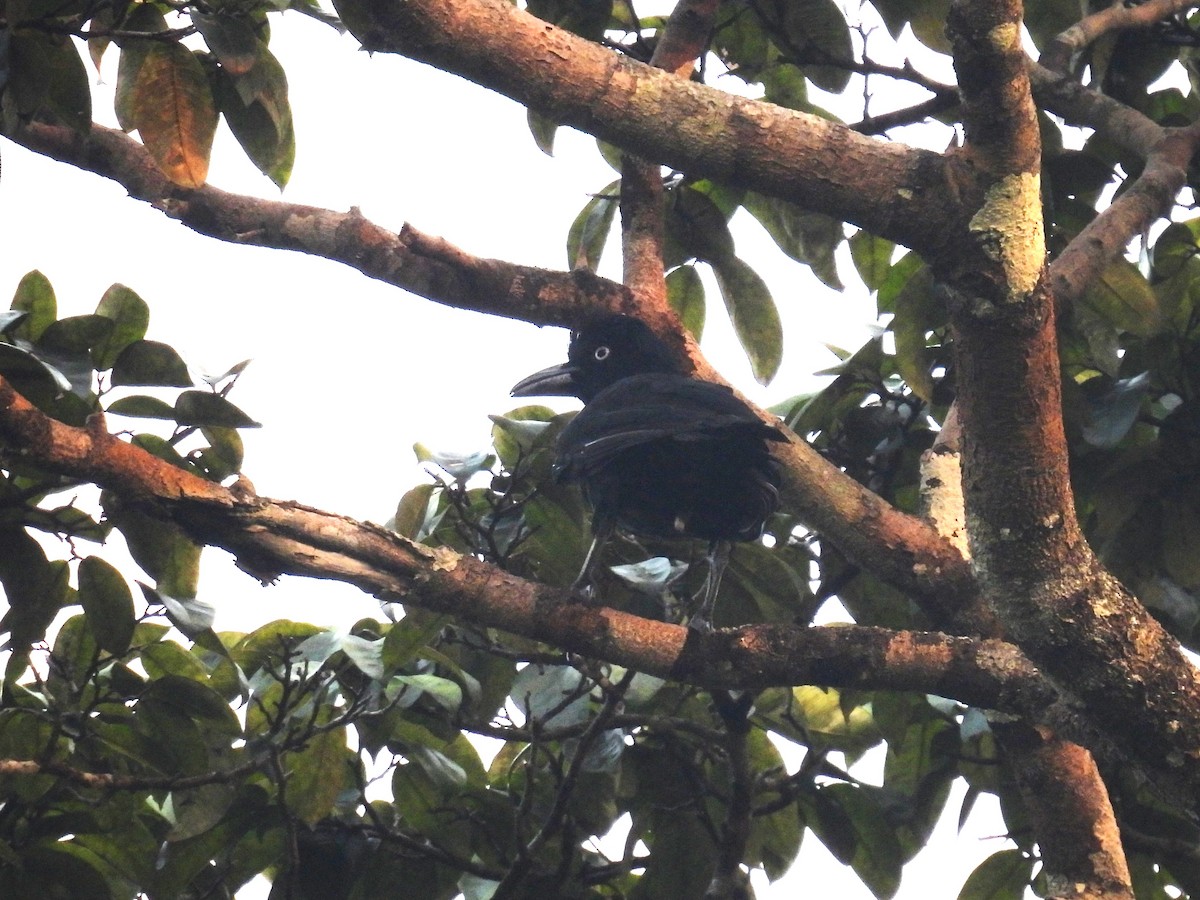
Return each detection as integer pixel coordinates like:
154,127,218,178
594,346,611,361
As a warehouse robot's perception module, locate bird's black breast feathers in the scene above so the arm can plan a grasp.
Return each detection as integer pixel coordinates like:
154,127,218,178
554,373,784,542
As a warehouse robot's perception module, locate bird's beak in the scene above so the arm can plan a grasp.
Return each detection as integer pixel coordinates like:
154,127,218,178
510,362,579,397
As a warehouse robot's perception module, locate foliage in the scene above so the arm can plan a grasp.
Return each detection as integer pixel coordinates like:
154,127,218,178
4,0,1200,897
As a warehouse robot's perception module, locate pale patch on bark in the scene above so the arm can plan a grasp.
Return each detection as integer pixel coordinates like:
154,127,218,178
920,449,970,558
969,172,1046,301
986,21,1021,52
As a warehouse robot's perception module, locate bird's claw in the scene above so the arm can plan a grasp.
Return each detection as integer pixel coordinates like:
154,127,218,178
569,581,603,606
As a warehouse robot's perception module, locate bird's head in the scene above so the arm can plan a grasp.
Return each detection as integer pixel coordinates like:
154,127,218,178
511,315,680,402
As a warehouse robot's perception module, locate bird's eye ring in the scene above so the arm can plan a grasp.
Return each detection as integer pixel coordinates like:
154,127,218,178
594,346,611,361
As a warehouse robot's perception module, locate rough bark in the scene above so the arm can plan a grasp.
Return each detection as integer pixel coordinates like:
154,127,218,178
996,723,1134,900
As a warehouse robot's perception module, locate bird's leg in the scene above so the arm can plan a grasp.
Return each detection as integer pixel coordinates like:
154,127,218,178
570,524,612,603
689,540,730,631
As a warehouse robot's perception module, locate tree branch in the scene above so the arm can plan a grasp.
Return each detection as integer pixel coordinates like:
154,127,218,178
944,0,1200,820
0,378,1024,702
7,118,981,632
337,0,958,258
0,373,1184,803
1041,0,1196,73
995,723,1134,900
1047,122,1200,311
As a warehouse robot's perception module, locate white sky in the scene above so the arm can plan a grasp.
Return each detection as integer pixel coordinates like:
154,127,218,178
0,11,1018,898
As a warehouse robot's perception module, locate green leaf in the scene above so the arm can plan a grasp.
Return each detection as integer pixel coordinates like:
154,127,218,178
1081,372,1151,449
197,426,244,480
113,6,170,129
1080,258,1163,337
0,310,27,333
743,191,844,290
126,43,218,187
8,31,92,135
489,405,556,470
92,284,150,370
38,314,113,355
111,340,192,387
192,12,262,75
109,506,202,599
510,664,588,727
0,342,73,397
566,179,620,269
666,265,705,340
130,434,189,469
850,230,896,292
779,0,854,92
174,391,262,428
381,612,449,671
744,731,804,880
883,715,957,856
23,504,108,543
0,528,70,649
806,783,904,898
5,843,114,900
876,250,925,315
761,62,809,110
711,255,783,384
387,673,464,713
766,684,879,752
210,46,296,188
518,492,590,587
527,107,558,155
150,586,217,636
78,556,136,655
1163,496,1200,588
106,396,175,422
665,184,736,265
712,2,769,72
392,483,436,539
10,270,57,341
629,810,715,899
286,727,351,825
142,640,211,682
957,848,1033,899
890,263,940,403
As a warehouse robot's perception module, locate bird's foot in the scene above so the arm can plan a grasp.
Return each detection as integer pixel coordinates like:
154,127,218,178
569,581,604,607
687,614,714,633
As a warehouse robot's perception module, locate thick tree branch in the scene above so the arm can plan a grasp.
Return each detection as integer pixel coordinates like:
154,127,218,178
341,0,957,258
7,119,981,632
949,0,1041,181
1027,60,1197,316
1041,0,1196,73
1048,123,1200,311
995,723,1134,900
922,405,1133,895
0,374,1184,801
616,0,721,312
1028,60,1165,160
8,122,634,328
944,0,1200,823
0,378,1028,704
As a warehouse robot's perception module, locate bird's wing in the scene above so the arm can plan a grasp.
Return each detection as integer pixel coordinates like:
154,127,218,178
556,374,783,470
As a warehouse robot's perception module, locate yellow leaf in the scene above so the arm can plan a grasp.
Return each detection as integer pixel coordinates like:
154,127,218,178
131,43,217,188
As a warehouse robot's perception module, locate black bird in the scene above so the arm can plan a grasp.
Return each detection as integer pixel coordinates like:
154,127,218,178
511,315,784,629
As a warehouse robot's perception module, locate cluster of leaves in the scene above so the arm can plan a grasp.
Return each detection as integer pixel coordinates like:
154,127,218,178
372,407,984,898
0,268,258,674
389,398,1200,898
0,0,337,187
0,305,967,900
